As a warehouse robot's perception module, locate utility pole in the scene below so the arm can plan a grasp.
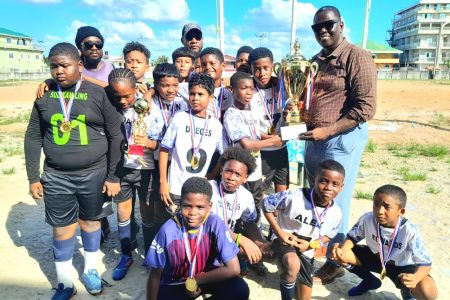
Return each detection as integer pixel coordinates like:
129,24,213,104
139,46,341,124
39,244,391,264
362,0,371,49
255,32,267,47
290,0,297,54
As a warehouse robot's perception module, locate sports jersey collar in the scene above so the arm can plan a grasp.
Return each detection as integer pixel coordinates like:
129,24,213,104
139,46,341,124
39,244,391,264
375,215,408,229
317,38,349,60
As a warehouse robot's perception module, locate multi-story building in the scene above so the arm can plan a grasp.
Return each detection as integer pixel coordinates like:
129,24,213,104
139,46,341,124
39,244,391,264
387,0,450,71
0,27,46,73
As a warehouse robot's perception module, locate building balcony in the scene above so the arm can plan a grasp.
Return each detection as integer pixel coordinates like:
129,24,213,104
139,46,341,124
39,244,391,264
0,42,39,51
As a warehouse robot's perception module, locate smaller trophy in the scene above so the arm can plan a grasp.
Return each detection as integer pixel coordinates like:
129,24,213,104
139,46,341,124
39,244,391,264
128,98,149,158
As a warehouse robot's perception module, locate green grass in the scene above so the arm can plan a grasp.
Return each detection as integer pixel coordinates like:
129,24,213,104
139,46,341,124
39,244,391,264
426,185,441,194
365,139,377,153
0,113,30,125
429,112,450,127
1,167,15,175
398,167,427,181
354,190,373,200
430,166,438,172
387,143,448,159
2,145,23,156
380,159,389,165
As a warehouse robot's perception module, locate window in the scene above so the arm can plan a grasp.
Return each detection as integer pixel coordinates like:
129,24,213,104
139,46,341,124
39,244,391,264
8,53,14,59
35,54,40,60
6,37,11,43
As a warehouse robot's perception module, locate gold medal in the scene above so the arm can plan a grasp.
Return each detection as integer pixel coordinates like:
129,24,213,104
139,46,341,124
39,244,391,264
185,277,198,292
309,239,321,249
59,121,72,133
251,150,260,158
190,153,200,170
268,126,275,135
380,268,387,280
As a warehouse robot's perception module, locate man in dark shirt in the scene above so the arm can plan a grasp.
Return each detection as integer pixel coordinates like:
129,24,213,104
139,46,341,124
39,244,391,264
24,42,122,299
298,5,377,284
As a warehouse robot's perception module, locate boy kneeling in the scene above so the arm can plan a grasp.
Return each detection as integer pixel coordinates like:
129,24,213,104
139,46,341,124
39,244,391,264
145,177,249,300
331,184,438,300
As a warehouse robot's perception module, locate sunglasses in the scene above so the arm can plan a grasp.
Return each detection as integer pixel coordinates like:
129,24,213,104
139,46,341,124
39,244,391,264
185,31,202,41
311,20,340,33
82,41,104,50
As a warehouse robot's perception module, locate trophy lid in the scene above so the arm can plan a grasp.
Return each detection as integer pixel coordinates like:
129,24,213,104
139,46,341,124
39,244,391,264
285,40,308,68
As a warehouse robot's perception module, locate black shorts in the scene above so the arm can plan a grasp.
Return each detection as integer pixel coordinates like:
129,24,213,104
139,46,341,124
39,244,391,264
114,168,159,204
272,238,315,288
261,147,289,187
352,245,420,289
41,169,113,227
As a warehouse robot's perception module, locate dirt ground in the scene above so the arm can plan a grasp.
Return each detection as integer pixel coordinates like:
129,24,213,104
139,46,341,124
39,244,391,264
0,80,449,299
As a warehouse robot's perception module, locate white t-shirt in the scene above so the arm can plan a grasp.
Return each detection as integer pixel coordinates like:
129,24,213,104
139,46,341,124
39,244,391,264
122,106,164,169
161,111,225,196
223,106,262,182
263,188,342,258
207,86,233,120
347,212,432,267
178,81,190,106
251,84,285,151
209,180,257,231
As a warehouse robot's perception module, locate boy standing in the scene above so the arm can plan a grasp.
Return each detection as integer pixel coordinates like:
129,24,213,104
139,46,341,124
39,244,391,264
146,177,249,300
235,45,253,71
172,47,196,103
25,43,122,299
263,160,344,300
330,185,438,299
123,41,151,96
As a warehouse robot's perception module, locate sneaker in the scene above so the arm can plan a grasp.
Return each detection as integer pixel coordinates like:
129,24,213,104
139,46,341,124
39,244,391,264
112,254,134,281
81,269,103,295
249,261,268,276
312,261,345,285
51,283,77,300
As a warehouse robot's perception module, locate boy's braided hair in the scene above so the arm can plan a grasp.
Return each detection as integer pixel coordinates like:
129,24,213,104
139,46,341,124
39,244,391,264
108,68,136,87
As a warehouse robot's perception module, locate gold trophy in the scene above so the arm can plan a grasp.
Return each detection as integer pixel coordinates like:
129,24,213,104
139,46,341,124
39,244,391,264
132,97,149,138
275,40,318,124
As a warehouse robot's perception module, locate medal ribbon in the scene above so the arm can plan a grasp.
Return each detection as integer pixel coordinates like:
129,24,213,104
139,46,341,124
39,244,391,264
218,183,238,229
377,217,402,271
188,109,209,156
56,80,81,123
256,86,275,126
305,71,315,111
158,96,175,128
310,189,331,246
213,87,224,119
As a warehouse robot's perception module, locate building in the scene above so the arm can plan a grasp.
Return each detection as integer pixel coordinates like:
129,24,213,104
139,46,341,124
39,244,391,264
356,40,402,70
0,27,46,73
387,0,450,71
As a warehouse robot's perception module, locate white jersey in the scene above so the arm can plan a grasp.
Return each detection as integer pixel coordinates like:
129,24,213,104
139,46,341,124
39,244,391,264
161,111,225,196
207,86,233,120
250,83,285,151
122,106,164,169
223,106,262,182
209,180,257,231
178,81,190,106
263,188,342,258
347,212,432,267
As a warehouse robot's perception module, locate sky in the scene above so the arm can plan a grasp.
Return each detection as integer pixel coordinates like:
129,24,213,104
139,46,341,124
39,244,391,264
1,0,419,61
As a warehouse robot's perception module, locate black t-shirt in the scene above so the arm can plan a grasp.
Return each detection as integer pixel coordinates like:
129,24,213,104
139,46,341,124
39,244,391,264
25,80,123,183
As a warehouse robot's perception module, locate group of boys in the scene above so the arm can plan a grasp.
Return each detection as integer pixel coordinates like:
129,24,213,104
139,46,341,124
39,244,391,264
25,5,437,300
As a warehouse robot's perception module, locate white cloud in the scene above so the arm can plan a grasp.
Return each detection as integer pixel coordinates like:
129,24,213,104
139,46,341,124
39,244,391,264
70,20,88,32
139,0,189,21
82,0,113,5
102,21,155,40
44,34,61,41
25,0,60,3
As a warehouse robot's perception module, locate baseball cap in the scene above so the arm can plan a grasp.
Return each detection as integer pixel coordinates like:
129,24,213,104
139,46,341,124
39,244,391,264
181,23,202,40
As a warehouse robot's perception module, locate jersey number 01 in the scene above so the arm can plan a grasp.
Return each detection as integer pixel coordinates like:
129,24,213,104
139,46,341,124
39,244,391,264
51,113,88,145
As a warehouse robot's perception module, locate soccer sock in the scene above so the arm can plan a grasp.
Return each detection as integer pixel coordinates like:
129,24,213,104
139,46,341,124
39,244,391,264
53,236,76,288
348,265,382,297
118,218,132,256
280,279,296,300
81,228,101,274
142,222,156,257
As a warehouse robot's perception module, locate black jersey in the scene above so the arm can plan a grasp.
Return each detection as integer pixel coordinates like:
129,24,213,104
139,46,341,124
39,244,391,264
25,80,123,183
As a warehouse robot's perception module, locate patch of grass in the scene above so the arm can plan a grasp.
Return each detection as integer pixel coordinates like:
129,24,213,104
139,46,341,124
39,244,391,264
0,113,30,125
426,185,441,194
354,190,373,200
398,167,427,181
380,159,389,165
420,145,448,158
2,145,23,156
365,139,377,153
387,143,448,159
429,112,450,127
430,166,438,172
1,167,15,175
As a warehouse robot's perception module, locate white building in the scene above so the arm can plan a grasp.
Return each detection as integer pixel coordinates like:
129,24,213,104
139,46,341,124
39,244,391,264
387,0,450,71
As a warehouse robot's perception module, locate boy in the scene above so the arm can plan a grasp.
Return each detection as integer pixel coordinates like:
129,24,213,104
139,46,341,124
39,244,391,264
249,47,289,194
263,159,345,300
172,47,196,103
123,41,151,96
159,73,224,217
330,185,438,299
145,177,249,300
24,42,122,298
235,45,253,71
199,47,233,120
210,146,273,266
107,68,163,280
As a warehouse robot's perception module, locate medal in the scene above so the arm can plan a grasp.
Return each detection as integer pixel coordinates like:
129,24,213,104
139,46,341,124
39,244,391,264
185,277,198,292
217,182,238,230
188,110,209,170
166,204,179,216
309,189,331,248
309,239,321,249
213,87,224,119
190,153,200,170
268,125,275,135
57,80,81,133
257,86,276,132
251,150,260,158
377,217,401,281
380,268,387,280
59,121,72,133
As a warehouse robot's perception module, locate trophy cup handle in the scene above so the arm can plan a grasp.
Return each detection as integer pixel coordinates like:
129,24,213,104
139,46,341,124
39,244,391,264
273,62,282,77
310,62,319,78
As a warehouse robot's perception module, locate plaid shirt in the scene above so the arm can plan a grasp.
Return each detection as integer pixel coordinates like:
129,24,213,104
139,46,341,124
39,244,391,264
308,38,377,129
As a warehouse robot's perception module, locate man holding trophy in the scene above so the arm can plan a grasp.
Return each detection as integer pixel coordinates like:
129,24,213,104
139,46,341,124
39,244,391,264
294,6,377,284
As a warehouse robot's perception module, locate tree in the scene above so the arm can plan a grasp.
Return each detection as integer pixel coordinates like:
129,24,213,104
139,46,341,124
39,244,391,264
152,55,169,66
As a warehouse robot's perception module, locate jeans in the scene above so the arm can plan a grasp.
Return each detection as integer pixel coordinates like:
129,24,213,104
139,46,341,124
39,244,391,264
305,122,368,250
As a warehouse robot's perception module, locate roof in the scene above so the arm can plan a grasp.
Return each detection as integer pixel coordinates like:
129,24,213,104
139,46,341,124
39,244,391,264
0,27,31,38
356,40,402,54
